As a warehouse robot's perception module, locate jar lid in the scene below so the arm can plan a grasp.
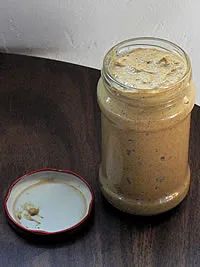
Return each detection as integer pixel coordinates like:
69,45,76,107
3,168,94,237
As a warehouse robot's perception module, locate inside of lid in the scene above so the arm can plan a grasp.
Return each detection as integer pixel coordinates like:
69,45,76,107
6,170,93,233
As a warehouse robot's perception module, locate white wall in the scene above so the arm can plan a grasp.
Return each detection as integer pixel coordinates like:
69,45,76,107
0,0,199,104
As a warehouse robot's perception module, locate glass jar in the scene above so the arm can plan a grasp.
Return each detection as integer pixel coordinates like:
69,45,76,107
97,37,195,215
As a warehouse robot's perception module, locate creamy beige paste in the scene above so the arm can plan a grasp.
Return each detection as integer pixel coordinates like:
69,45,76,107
98,47,195,215
109,48,187,89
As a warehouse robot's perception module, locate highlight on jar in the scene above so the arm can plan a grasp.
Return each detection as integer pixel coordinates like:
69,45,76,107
97,37,195,215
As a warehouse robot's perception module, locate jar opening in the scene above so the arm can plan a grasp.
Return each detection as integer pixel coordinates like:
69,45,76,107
102,37,191,94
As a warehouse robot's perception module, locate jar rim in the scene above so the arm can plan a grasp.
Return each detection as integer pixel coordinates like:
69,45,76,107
102,37,191,94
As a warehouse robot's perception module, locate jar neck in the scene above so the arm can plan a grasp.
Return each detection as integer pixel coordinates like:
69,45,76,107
102,70,192,109
102,37,192,109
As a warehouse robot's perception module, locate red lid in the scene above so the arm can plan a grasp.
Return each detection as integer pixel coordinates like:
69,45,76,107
4,168,94,236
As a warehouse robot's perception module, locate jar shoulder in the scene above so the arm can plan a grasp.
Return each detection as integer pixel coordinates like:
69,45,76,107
97,78,195,131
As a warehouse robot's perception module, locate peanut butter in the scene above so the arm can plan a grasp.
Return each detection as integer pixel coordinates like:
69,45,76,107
109,48,186,89
97,38,195,215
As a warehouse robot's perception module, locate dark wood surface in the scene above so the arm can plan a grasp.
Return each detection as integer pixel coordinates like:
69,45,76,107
0,53,200,267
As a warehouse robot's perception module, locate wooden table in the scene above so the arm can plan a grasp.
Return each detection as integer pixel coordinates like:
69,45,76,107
0,53,199,267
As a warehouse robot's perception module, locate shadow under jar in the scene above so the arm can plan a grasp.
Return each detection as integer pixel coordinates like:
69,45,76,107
97,37,195,215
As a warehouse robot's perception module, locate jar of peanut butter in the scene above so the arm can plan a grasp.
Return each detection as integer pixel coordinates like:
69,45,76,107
97,37,195,215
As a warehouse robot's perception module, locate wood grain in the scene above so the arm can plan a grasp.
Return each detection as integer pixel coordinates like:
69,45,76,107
0,53,199,267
